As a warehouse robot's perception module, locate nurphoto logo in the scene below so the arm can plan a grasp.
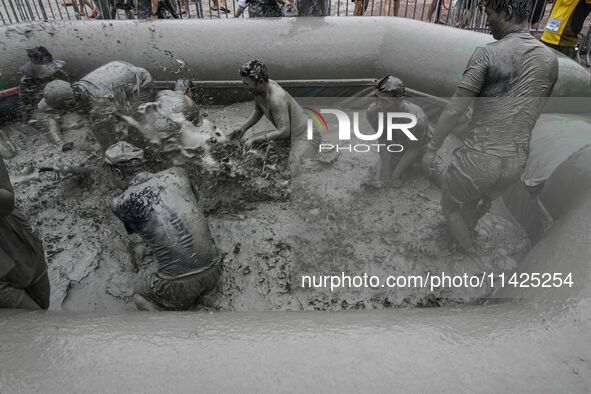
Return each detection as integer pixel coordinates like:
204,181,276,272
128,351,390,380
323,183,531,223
304,107,418,153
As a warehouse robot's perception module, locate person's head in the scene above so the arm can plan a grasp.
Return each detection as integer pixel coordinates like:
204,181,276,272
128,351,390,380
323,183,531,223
375,76,405,108
104,141,147,190
478,0,531,39
175,79,196,98
43,80,75,109
26,47,65,78
239,60,269,92
27,46,53,65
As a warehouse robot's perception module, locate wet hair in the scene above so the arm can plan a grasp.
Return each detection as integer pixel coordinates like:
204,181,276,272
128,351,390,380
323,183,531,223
27,46,53,65
239,60,269,83
479,0,532,22
376,76,405,97
27,46,52,64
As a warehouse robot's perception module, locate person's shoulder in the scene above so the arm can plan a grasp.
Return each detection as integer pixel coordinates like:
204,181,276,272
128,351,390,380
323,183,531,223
269,80,290,98
367,102,379,114
532,39,559,61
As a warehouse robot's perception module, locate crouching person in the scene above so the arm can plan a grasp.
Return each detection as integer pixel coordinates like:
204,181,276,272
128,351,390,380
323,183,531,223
39,61,153,149
366,76,432,188
0,157,50,310
105,142,222,311
232,60,321,171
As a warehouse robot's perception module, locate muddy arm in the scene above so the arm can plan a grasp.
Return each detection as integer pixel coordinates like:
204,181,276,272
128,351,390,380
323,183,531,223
0,157,15,216
428,87,476,152
246,100,290,145
236,106,264,137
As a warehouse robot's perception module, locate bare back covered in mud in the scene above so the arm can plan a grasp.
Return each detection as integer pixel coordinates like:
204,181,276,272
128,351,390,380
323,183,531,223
255,80,321,162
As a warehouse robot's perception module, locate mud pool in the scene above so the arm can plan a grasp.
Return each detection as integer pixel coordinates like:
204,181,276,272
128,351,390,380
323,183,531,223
1,101,528,312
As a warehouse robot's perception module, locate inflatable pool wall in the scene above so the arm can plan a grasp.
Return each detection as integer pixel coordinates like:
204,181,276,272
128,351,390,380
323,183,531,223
0,18,590,392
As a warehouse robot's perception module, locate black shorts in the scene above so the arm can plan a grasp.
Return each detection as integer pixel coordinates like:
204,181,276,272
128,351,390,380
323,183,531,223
441,147,526,215
138,260,222,310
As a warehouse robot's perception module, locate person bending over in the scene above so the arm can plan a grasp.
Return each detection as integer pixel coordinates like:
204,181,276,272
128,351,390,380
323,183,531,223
422,0,558,252
39,61,153,148
366,76,431,188
232,60,321,169
106,142,222,311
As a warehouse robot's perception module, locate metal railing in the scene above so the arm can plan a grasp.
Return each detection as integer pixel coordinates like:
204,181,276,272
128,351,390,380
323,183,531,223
0,0,552,26
0,0,589,65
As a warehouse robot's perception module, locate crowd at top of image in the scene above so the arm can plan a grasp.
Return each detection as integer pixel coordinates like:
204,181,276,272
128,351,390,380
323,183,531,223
0,0,572,312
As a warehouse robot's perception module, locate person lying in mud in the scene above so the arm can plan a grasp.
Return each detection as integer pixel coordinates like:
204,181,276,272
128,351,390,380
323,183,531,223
232,60,321,169
106,142,222,311
365,76,432,188
421,0,558,252
0,157,50,310
37,61,153,148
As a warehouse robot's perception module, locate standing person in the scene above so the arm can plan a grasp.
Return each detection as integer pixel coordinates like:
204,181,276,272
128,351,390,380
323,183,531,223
106,142,223,311
381,0,400,16
235,0,250,16
427,0,443,23
366,76,431,188
210,0,230,14
73,0,98,17
354,0,369,15
541,0,591,58
460,0,474,27
421,0,559,252
232,60,321,168
0,157,50,310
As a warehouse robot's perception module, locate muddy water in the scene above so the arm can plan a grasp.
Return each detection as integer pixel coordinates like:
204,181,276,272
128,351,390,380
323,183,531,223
2,102,527,311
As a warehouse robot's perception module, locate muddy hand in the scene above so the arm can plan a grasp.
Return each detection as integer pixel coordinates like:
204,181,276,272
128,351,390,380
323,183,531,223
244,137,257,150
231,127,244,140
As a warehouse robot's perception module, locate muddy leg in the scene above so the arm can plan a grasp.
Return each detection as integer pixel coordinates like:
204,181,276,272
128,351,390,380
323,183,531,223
376,147,397,184
0,283,42,309
26,271,50,310
444,203,475,251
441,180,476,251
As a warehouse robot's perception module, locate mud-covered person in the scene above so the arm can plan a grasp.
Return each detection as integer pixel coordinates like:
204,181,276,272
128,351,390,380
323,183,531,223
139,79,201,136
0,157,50,310
39,61,153,149
18,47,69,146
232,60,321,170
366,76,432,188
421,0,559,252
18,46,69,122
105,142,222,311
